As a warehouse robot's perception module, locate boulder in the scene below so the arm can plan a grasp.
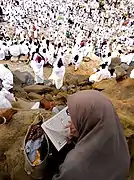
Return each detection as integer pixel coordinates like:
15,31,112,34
118,78,134,100
92,79,117,91
120,63,129,71
54,92,68,105
94,78,134,168
64,73,89,86
77,75,89,86
115,66,127,81
109,57,121,69
14,89,28,99
12,98,34,109
13,70,34,87
24,85,54,94
64,73,78,86
28,92,42,100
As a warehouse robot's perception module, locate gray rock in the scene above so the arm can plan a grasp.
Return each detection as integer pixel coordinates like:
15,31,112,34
24,85,54,94
28,92,42,100
109,57,121,69
13,70,34,86
120,63,129,71
115,66,127,80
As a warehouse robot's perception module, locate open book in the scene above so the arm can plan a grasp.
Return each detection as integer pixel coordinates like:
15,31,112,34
41,107,70,151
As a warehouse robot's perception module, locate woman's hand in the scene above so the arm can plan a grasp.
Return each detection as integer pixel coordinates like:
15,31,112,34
65,121,77,143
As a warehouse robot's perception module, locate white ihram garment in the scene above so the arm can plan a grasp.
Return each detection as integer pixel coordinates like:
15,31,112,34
49,66,65,89
20,44,29,55
0,64,13,90
0,48,5,60
0,88,15,108
89,69,111,82
121,53,134,65
30,58,44,84
10,45,20,57
74,52,83,71
130,69,134,79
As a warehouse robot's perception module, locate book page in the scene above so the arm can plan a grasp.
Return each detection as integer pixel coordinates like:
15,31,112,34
41,107,71,151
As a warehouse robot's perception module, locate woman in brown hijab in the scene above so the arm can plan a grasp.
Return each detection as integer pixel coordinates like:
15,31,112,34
53,90,130,180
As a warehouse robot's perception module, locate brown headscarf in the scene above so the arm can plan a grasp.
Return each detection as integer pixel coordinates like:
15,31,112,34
53,90,130,180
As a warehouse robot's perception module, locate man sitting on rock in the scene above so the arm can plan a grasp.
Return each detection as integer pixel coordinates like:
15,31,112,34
89,62,116,84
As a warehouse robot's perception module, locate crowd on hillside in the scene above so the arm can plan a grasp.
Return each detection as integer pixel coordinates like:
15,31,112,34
0,0,133,108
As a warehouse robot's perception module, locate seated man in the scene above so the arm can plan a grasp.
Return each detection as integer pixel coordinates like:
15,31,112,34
10,41,21,62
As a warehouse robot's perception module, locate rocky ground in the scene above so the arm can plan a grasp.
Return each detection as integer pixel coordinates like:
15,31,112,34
0,58,134,180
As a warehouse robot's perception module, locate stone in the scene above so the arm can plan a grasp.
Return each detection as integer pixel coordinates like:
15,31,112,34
64,73,78,86
77,75,89,86
120,63,129,71
64,73,89,86
109,57,121,69
24,85,54,94
54,92,68,105
14,89,28,99
13,70,34,87
28,92,42,100
12,98,34,109
115,66,127,81
92,79,117,91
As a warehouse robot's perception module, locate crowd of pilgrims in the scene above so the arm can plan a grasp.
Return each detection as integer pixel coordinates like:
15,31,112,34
0,0,134,90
